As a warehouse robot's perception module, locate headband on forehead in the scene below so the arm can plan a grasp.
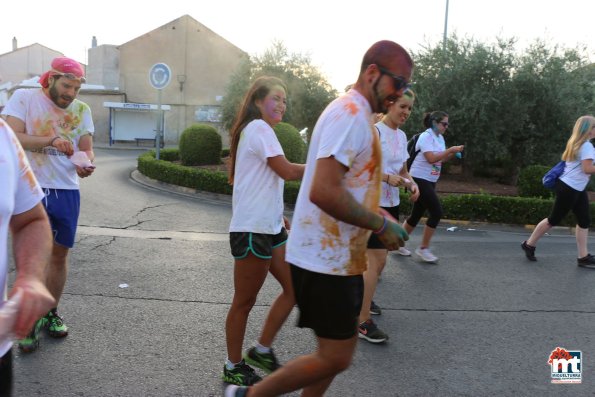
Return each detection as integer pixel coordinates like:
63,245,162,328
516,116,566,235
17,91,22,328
39,57,85,88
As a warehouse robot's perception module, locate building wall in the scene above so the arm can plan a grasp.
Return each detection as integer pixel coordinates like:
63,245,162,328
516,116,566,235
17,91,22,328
0,44,63,87
118,15,247,144
87,45,120,89
78,91,126,144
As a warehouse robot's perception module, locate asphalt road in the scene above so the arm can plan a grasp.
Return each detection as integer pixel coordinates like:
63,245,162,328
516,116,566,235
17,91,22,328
9,148,595,396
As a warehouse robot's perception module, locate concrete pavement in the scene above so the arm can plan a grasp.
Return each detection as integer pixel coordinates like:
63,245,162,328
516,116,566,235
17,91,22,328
10,148,595,396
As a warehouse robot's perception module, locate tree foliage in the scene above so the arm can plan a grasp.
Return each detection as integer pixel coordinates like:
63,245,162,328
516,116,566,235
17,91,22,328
221,41,338,138
409,35,594,183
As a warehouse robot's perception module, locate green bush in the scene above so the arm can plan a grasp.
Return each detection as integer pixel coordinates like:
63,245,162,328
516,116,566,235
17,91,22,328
179,124,222,166
517,165,552,199
273,122,306,163
138,150,595,226
221,148,230,158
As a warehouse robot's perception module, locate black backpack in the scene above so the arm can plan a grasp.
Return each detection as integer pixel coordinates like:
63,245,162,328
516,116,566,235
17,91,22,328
406,132,422,170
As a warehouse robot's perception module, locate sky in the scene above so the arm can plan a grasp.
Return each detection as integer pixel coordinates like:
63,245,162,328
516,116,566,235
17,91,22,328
1,0,593,91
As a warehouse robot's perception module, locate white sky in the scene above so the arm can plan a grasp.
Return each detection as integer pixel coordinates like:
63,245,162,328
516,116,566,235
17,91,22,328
1,0,593,91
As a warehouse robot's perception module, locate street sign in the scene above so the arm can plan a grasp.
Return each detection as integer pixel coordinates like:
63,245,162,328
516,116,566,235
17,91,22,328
149,63,171,90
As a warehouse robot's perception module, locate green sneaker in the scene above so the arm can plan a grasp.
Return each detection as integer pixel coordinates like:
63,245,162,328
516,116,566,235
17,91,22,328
222,360,262,386
46,310,68,338
243,346,281,374
17,317,47,353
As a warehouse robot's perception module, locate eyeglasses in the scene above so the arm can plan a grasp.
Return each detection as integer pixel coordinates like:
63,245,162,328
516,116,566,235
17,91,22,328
439,121,449,128
377,66,411,92
52,72,86,83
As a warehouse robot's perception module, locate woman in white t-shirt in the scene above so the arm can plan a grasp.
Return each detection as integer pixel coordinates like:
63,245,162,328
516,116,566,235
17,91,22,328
357,90,420,344
223,76,305,386
404,111,464,263
522,115,595,268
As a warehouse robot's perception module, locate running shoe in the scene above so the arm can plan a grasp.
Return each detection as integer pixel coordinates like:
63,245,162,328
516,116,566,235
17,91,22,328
17,317,47,353
243,346,280,374
224,385,249,397
370,301,382,316
577,254,595,269
358,319,388,343
396,247,412,256
415,247,438,263
521,241,537,262
46,310,68,338
222,360,262,386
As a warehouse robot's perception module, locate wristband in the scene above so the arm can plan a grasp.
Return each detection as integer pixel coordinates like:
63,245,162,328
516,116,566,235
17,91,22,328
49,136,60,147
372,216,387,235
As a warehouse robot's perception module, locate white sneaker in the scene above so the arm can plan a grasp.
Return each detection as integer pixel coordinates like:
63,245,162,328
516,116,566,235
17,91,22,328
396,247,411,256
415,247,438,263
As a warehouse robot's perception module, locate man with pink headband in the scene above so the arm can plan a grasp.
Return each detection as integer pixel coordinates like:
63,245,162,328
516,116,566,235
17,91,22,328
1,56,95,353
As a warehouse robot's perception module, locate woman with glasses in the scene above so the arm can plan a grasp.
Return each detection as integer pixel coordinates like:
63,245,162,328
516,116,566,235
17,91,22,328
403,111,464,263
522,115,595,268
358,89,420,344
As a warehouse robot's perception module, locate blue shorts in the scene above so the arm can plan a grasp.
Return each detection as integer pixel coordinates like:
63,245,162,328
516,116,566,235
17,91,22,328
229,229,288,259
42,188,80,248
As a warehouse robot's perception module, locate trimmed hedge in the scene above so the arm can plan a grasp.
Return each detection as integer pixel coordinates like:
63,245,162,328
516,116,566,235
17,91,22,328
179,124,222,166
518,164,552,199
138,149,595,226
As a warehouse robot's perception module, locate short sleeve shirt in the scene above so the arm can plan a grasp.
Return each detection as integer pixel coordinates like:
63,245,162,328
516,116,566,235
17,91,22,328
409,128,445,183
229,119,286,234
376,122,409,207
1,88,94,189
560,141,595,191
0,119,44,356
286,89,381,276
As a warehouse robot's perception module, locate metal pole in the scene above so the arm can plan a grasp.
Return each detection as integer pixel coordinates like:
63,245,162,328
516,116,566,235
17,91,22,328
443,0,449,52
155,88,162,160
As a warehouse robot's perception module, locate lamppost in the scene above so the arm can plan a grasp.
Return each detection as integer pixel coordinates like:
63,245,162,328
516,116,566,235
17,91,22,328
443,0,449,52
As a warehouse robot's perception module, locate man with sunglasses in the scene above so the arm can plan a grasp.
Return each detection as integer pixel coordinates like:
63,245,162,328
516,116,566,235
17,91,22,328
225,40,413,397
1,56,95,353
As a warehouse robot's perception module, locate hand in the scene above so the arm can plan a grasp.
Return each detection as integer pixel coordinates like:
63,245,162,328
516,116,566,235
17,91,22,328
450,145,464,154
376,218,409,250
283,215,291,232
51,137,74,156
9,278,55,339
76,165,95,178
409,184,420,202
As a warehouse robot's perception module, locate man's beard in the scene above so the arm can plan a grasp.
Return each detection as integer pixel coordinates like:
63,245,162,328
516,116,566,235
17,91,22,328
49,85,73,109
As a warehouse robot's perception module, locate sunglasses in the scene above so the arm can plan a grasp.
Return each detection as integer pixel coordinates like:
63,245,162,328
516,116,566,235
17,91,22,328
377,66,411,92
439,121,449,128
52,72,86,83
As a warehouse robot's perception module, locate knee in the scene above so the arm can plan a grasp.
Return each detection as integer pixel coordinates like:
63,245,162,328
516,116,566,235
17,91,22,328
327,353,353,373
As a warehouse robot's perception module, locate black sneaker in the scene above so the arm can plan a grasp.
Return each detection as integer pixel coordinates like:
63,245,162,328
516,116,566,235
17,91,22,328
358,319,388,343
370,301,382,316
577,254,595,269
222,360,262,386
521,241,537,261
243,346,280,374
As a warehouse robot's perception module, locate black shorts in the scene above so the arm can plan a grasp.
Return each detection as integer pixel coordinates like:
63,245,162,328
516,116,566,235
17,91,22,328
367,205,400,249
0,349,12,396
290,263,363,340
229,228,288,259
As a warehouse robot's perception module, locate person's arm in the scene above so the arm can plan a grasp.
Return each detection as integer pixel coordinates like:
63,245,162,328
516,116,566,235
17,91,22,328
581,159,595,174
309,157,408,249
267,155,305,181
423,145,464,164
9,203,55,339
4,115,74,155
76,134,95,178
397,165,420,201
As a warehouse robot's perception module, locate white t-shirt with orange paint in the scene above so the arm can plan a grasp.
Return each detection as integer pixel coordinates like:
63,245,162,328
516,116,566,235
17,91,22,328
1,88,94,189
286,89,381,276
0,119,44,356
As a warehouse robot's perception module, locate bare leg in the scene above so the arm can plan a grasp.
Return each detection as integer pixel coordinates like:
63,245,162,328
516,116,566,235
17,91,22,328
404,220,414,235
526,218,553,247
246,335,358,397
46,244,69,305
575,226,589,258
358,249,387,323
420,225,436,249
257,246,294,347
225,254,270,363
